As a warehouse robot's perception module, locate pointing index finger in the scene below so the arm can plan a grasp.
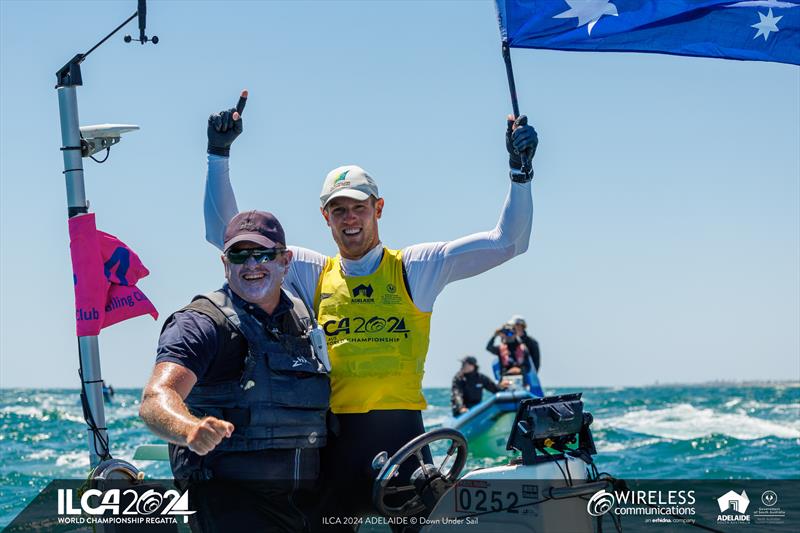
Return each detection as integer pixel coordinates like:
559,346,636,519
236,90,248,116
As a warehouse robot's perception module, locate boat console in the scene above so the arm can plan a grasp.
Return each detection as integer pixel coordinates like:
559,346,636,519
373,393,614,532
506,392,596,464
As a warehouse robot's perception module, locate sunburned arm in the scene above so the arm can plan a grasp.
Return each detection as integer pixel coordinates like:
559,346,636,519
403,181,533,312
139,362,199,445
204,155,239,250
140,362,234,455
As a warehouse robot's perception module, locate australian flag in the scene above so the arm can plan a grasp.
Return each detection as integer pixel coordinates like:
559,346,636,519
496,0,800,65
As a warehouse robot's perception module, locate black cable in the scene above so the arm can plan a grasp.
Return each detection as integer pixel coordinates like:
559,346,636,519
611,507,623,532
78,370,111,461
77,345,111,462
551,454,569,483
90,147,111,163
563,454,573,485
636,501,724,533
539,446,571,485
577,493,623,533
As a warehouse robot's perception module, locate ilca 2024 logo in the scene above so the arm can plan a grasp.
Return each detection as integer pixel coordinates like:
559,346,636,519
57,487,195,526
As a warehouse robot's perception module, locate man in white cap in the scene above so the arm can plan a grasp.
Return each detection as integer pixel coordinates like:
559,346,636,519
202,91,538,525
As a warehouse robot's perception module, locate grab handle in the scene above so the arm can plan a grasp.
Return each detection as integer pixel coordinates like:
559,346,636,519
549,481,610,500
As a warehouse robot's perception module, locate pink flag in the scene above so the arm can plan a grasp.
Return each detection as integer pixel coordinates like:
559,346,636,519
68,213,158,336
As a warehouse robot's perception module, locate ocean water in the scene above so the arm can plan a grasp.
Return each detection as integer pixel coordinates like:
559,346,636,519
1,384,798,527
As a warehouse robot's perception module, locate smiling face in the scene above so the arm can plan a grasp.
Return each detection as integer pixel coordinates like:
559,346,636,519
321,196,384,260
223,241,292,311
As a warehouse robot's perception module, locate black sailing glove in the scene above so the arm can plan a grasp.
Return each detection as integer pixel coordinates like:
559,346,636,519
207,92,247,157
506,115,538,183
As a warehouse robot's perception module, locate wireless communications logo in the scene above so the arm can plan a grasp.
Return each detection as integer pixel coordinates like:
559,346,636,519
587,490,616,516
56,487,195,526
587,488,696,520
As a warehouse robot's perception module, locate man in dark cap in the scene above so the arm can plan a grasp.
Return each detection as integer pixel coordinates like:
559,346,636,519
140,210,330,532
450,356,508,416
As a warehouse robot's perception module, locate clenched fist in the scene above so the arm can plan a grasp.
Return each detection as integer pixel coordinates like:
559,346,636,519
185,416,234,455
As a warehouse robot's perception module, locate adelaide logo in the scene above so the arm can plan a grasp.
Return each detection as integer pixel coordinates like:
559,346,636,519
352,284,374,298
717,489,750,524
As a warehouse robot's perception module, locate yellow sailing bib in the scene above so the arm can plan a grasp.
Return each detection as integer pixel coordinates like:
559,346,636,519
314,248,432,413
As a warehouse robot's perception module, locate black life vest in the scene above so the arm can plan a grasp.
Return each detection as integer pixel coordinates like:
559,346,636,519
168,288,330,477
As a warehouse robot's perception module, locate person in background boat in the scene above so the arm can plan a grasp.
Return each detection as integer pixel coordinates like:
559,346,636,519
139,211,330,533
508,314,540,371
102,380,114,402
486,322,533,375
451,356,508,416
203,90,538,526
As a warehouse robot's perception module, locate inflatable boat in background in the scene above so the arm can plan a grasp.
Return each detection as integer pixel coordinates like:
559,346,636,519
445,364,544,457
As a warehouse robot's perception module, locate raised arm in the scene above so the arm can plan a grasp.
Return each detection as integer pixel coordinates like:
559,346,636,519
201,92,328,303
204,91,248,249
486,333,501,356
402,116,538,312
205,155,239,249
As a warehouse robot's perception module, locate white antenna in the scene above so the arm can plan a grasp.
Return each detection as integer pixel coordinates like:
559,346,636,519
79,124,140,157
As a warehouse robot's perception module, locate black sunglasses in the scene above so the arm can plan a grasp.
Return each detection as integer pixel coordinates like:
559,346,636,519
225,248,286,265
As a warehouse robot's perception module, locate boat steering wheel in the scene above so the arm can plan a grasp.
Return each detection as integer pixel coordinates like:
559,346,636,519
372,428,468,517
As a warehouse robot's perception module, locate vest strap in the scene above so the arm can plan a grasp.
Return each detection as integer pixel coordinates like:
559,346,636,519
202,289,242,329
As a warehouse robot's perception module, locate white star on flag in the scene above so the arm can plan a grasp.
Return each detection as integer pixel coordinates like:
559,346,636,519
752,8,783,40
728,1,797,7
553,0,619,36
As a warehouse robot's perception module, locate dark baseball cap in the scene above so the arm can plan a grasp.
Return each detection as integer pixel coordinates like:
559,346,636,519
223,210,286,252
460,356,478,366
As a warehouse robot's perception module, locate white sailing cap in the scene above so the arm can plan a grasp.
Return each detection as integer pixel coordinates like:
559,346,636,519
320,165,379,208
509,315,526,326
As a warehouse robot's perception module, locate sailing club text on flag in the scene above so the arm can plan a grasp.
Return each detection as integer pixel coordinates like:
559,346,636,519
68,213,158,337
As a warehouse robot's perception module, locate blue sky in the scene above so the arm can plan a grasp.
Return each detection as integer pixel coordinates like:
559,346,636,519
1,1,798,389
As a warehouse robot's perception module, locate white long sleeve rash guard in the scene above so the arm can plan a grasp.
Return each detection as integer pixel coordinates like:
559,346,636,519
204,155,533,313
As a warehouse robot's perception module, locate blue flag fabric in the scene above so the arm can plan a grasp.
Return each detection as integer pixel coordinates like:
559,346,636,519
496,0,800,65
